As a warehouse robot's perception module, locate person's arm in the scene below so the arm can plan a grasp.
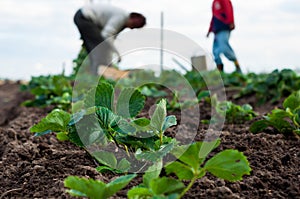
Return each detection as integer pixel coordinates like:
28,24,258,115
207,17,214,37
221,0,234,25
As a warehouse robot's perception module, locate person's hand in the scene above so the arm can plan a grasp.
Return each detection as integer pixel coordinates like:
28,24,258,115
229,23,235,30
206,31,210,38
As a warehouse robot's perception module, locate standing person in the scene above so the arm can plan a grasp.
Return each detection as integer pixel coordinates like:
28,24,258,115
74,3,146,75
207,0,241,73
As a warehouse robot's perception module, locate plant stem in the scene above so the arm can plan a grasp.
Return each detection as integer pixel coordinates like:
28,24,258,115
178,175,197,199
124,145,130,157
159,131,163,146
107,129,120,148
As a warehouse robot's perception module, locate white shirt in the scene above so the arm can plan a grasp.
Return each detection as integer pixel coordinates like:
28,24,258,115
81,3,129,55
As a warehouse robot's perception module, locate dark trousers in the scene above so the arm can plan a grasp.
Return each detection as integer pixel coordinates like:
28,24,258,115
74,10,112,75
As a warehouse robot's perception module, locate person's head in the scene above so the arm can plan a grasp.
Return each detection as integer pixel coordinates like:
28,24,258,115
126,12,146,29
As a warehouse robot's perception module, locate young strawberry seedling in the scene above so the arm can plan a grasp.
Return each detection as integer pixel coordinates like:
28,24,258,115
128,139,251,199
64,174,136,199
250,90,300,135
30,82,178,172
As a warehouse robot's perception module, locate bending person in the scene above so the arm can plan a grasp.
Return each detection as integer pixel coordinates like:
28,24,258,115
74,3,146,75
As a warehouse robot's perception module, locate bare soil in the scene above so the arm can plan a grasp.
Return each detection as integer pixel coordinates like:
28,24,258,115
0,82,299,199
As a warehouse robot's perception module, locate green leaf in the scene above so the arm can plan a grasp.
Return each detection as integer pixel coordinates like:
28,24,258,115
116,88,145,118
95,106,136,136
165,161,194,180
84,82,114,109
197,90,210,101
93,151,117,169
181,99,199,109
171,144,200,171
293,107,300,126
132,118,151,127
88,131,103,144
33,130,52,137
143,161,163,187
56,132,69,141
135,141,175,162
199,139,221,159
140,86,168,97
162,115,177,131
242,104,253,112
65,175,136,199
71,100,85,113
67,114,103,147
131,118,152,132
267,109,294,133
112,119,136,135
105,174,137,198
171,140,220,171
95,106,118,129
152,195,178,199
116,158,131,172
250,120,270,133
150,99,167,132
283,91,300,110
30,109,71,133
204,149,251,182
68,110,86,126
64,176,106,199
127,187,153,199
66,189,87,197
210,94,218,107
115,135,158,151
66,125,84,147
96,165,117,173
150,177,185,195
94,155,130,173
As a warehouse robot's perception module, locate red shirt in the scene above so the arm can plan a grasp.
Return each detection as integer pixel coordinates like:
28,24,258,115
208,0,235,33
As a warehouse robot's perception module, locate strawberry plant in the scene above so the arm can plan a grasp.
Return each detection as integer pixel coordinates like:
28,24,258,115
128,161,185,199
29,109,86,145
64,174,136,199
63,139,251,199
30,82,178,172
94,151,131,173
221,71,248,87
167,90,210,111
185,69,300,106
163,139,251,198
83,82,176,149
21,73,73,110
250,90,300,135
140,85,168,98
130,139,250,199
236,69,300,105
203,95,257,124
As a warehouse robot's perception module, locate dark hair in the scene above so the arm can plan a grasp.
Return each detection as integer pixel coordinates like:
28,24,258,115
129,12,146,27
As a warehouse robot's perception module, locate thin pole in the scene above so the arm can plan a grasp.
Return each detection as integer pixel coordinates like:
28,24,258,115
160,12,164,72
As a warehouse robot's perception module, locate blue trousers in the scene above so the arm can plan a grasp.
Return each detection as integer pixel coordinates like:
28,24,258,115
213,30,237,65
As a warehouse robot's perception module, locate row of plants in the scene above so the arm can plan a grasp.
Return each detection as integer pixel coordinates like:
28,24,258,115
28,82,298,198
21,59,300,111
22,53,300,198
21,72,73,110
185,68,300,105
64,139,251,199
250,90,300,135
29,80,253,198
